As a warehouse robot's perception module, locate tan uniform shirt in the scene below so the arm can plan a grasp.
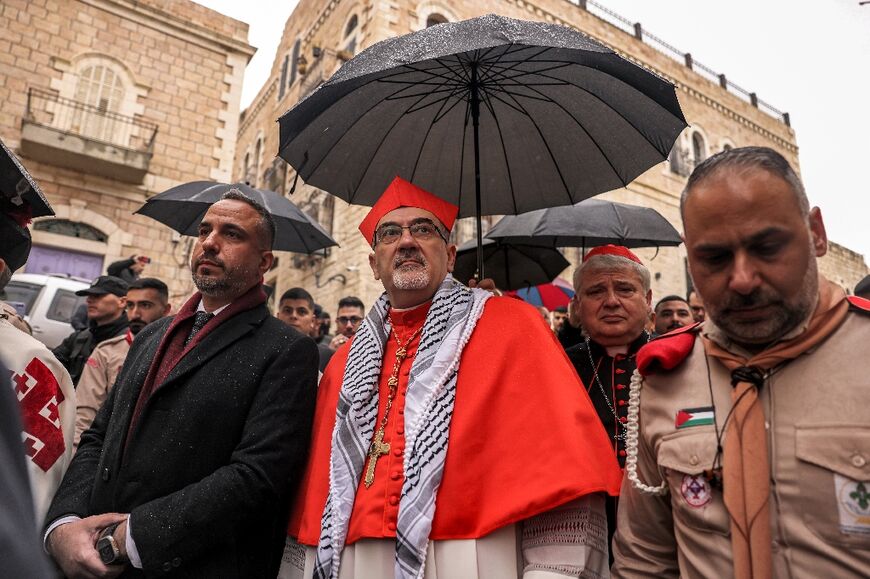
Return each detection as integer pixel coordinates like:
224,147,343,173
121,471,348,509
74,330,131,448
612,310,870,578
1,301,31,334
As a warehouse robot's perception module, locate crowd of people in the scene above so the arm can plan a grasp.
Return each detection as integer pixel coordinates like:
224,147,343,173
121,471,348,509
1,145,869,578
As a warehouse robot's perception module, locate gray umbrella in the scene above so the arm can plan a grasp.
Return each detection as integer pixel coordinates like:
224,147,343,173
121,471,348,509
135,182,337,253
278,13,687,276
452,238,569,291
485,197,682,248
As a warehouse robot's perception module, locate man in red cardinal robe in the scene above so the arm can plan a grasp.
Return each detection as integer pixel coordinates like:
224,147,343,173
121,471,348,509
284,176,623,579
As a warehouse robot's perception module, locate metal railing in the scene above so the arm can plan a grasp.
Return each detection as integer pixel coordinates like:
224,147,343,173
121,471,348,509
566,0,790,126
25,88,159,151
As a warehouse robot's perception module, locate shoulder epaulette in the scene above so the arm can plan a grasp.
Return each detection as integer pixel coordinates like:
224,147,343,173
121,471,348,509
847,295,870,314
636,322,702,377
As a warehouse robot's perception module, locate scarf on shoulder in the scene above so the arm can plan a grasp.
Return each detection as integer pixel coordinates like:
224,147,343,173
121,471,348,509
315,276,491,579
125,283,267,449
701,276,848,579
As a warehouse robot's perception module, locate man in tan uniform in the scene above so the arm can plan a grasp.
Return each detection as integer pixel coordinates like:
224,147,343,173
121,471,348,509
612,146,870,578
74,277,170,447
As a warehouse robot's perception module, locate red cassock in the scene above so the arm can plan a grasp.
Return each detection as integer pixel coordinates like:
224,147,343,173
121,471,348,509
289,296,622,545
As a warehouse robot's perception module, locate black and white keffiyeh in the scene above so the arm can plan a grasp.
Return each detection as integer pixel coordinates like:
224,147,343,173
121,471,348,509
314,275,491,579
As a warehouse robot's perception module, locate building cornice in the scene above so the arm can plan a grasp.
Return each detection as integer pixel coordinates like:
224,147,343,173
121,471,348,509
83,0,256,60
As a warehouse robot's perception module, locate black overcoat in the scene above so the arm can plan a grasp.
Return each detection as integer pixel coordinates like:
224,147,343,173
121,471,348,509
46,303,318,578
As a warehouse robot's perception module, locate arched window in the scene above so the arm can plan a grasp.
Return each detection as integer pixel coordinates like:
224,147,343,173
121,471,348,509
343,14,360,55
691,132,707,166
242,151,251,183
72,63,126,143
344,15,358,37
426,13,448,27
33,219,108,242
290,39,301,86
253,137,263,187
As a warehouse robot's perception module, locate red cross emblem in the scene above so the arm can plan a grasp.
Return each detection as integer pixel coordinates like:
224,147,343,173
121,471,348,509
12,357,65,472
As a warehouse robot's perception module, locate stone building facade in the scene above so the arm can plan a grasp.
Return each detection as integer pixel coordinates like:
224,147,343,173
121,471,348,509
234,0,867,315
0,0,254,305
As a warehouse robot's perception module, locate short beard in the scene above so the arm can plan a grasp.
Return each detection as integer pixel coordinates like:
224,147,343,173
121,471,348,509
391,249,430,291
191,253,257,298
710,256,818,347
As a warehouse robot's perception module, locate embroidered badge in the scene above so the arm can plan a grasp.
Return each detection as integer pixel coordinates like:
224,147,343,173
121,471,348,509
835,474,870,536
675,406,715,429
681,474,712,508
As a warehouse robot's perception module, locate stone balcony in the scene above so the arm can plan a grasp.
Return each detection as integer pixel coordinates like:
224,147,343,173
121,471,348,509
20,88,158,184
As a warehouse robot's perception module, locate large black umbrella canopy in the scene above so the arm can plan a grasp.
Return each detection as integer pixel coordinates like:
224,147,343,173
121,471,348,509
452,237,569,291
278,14,686,274
486,197,682,248
0,137,53,217
135,182,338,254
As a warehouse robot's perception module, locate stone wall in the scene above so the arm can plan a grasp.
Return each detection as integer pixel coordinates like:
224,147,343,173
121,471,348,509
0,0,253,306
233,0,866,316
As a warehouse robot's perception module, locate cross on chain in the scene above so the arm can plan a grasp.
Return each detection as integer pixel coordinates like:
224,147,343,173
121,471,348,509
364,429,391,488
362,326,420,489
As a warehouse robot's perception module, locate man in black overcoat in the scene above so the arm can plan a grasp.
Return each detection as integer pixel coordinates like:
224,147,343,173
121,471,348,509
45,191,319,578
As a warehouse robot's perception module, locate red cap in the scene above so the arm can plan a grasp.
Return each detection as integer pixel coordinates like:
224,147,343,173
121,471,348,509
583,244,642,264
359,177,459,245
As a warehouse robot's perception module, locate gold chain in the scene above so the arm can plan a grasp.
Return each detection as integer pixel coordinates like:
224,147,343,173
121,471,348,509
363,320,424,488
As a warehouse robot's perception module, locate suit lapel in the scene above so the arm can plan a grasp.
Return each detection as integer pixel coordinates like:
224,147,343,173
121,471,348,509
156,306,267,392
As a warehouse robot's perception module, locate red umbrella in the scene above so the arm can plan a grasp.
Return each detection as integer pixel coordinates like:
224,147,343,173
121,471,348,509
505,278,574,310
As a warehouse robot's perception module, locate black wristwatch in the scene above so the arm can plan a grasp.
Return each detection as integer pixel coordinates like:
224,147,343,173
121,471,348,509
96,522,127,565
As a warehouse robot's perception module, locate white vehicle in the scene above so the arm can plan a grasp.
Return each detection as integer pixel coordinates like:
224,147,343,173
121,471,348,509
4,273,90,348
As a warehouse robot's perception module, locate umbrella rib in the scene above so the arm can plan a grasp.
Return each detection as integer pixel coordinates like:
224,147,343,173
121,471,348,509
479,87,518,213
486,65,629,191
487,82,574,203
302,78,435,185
533,68,681,157
410,84,462,182
349,77,460,204
509,77,630,188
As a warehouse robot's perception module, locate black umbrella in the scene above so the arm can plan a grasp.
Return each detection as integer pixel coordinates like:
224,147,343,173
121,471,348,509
452,237,569,291
486,198,682,249
0,137,53,217
278,13,686,276
135,182,338,253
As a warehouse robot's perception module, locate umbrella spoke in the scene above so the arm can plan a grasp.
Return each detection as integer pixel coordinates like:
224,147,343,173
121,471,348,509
533,69,680,156
505,75,634,187
348,85,450,204
432,87,472,124
306,68,466,197
410,85,462,181
479,89,519,214
487,82,574,204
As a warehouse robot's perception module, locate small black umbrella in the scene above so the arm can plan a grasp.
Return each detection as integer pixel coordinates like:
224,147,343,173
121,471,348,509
485,198,682,249
0,137,53,217
452,237,569,291
278,14,686,276
135,182,338,253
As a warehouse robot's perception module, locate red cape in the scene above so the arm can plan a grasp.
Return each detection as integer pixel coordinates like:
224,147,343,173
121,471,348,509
289,297,622,544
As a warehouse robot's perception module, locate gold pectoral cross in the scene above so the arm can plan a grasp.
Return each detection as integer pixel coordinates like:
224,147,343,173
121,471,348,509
364,428,390,488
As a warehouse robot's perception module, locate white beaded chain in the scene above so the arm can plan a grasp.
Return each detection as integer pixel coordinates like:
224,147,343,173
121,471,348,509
624,369,669,495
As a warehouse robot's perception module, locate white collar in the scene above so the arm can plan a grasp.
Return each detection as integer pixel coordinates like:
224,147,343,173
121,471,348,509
197,300,231,316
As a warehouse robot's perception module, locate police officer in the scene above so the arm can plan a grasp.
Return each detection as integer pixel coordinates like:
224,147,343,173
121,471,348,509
612,147,870,577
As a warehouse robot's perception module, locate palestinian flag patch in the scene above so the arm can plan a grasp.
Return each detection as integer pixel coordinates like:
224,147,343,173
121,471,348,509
675,406,715,429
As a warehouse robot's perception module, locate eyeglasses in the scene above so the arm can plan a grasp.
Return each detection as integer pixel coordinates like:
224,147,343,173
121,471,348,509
374,219,446,246
337,316,363,326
